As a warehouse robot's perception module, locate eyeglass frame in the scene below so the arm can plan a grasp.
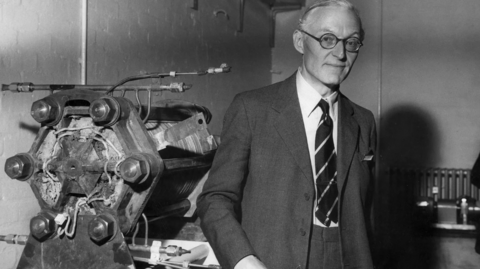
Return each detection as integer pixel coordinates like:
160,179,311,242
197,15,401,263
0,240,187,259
298,29,363,52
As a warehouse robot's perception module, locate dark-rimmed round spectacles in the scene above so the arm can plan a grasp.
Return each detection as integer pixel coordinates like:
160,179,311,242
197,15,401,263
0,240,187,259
299,30,363,52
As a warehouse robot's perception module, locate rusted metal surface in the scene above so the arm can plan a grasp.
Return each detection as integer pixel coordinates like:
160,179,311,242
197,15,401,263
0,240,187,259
3,88,219,268
3,89,165,268
17,215,134,269
21,90,164,234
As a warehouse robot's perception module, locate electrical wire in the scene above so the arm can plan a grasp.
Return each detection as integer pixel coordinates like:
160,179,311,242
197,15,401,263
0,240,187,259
86,186,101,200
142,89,152,123
132,213,149,246
142,213,148,246
42,159,56,183
104,64,230,95
136,89,143,116
114,159,124,178
65,198,86,237
57,225,65,236
42,131,74,182
53,126,97,135
88,197,106,203
91,130,123,157
43,127,92,182
132,222,140,246
64,195,107,238
91,131,125,184
93,137,110,159
104,160,113,184
46,126,124,187
105,73,167,95
53,126,124,185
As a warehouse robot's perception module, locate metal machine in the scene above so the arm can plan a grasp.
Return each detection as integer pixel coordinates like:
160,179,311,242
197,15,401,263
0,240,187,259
0,65,229,269
415,196,480,254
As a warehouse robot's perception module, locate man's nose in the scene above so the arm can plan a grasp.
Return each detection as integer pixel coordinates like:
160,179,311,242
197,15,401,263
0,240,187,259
332,41,346,59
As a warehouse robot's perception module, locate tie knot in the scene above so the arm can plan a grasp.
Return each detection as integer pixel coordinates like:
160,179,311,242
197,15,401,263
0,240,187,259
319,99,330,115
318,99,331,125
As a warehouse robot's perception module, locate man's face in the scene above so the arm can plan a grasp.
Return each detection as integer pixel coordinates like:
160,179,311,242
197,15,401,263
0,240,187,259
294,6,362,91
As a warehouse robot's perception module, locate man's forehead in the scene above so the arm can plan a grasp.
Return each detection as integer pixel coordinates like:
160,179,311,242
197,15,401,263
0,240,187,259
305,6,361,34
307,5,353,19
317,26,361,37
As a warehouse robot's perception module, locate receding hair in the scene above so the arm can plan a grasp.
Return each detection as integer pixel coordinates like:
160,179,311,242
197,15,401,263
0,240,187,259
298,0,365,40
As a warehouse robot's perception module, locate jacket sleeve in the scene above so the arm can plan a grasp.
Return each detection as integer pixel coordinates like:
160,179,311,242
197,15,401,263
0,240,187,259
196,94,256,268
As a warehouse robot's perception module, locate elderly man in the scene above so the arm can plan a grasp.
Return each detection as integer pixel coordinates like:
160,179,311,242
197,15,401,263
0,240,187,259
197,1,376,268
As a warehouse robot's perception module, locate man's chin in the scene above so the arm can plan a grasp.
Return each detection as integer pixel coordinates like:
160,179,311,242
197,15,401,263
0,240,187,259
321,78,343,89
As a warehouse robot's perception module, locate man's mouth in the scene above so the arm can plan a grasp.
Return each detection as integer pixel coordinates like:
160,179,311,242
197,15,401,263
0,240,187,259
327,64,346,68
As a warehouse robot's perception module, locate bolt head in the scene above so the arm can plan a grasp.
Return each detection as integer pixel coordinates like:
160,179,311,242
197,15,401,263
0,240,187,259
30,211,56,241
88,215,115,242
89,98,120,126
5,154,34,180
31,99,58,124
119,156,149,184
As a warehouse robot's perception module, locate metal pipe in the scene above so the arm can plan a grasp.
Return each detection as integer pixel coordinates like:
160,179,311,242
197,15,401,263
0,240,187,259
237,0,244,33
81,0,88,84
2,83,191,92
0,234,29,245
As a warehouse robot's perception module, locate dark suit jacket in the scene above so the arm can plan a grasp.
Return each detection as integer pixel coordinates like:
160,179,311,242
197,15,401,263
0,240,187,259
197,73,377,269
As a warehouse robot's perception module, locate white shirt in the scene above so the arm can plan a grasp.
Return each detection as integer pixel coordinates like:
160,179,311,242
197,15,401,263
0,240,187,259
296,70,339,227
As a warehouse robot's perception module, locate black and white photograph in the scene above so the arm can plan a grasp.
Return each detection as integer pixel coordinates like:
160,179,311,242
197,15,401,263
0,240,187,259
0,1,479,268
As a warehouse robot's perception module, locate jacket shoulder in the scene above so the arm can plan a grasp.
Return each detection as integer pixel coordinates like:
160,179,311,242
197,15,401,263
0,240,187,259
234,80,285,106
235,73,296,106
341,94,375,122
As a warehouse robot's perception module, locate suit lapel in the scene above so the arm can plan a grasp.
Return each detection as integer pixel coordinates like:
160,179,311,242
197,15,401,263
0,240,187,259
337,94,359,192
272,74,314,185
269,77,360,191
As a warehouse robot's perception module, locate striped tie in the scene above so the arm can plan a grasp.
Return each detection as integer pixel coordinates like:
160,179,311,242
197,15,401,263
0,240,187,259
314,99,338,227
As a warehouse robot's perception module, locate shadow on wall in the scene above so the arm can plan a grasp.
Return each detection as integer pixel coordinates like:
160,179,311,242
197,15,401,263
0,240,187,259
377,104,441,269
19,122,40,135
380,104,440,168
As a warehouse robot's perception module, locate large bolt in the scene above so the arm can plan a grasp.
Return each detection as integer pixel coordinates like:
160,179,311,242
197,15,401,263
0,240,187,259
89,97,120,126
31,98,59,124
88,214,116,243
30,211,57,241
118,154,150,184
5,153,34,181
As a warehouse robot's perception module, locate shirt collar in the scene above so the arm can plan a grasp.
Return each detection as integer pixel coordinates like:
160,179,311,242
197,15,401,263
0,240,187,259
296,70,338,118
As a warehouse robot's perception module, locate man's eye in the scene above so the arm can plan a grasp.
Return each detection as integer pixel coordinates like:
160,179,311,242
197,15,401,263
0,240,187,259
321,35,336,43
346,39,360,46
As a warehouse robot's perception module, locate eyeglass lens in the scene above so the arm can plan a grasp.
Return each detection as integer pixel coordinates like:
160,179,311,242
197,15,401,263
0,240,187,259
320,33,361,52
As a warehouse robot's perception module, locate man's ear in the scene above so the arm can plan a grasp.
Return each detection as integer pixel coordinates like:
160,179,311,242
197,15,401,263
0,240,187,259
293,30,304,54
